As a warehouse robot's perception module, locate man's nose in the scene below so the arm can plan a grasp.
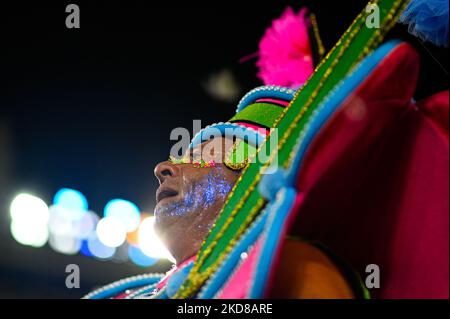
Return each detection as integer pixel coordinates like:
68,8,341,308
154,161,179,185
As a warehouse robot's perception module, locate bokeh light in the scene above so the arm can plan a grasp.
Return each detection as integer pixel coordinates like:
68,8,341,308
80,239,94,257
10,193,50,224
9,193,50,247
87,235,116,259
10,219,49,248
73,211,99,239
49,207,98,239
49,234,81,255
96,216,127,248
128,245,159,267
138,216,174,262
104,199,141,232
53,188,88,221
48,205,76,237
126,213,150,246
9,190,171,267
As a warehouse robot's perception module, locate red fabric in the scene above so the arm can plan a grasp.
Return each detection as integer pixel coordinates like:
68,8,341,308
416,91,449,139
282,43,448,298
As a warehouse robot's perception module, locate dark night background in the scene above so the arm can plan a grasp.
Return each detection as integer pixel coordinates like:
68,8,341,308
0,1,447,298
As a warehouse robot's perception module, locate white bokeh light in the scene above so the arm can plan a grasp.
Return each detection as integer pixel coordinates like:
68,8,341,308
48,205,76,237
49,206,98,240
96,216,127,248
9,193,50,247
10,219,49,247
10,193,50,225
49,234,81,255
138,216,174,262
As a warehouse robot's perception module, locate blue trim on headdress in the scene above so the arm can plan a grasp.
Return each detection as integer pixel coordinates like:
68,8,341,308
248,187,297,298
189,122,267,149
84,274,163,299
197,208,269,298
190,86,295,149
236,85,296,113
166,262,195,298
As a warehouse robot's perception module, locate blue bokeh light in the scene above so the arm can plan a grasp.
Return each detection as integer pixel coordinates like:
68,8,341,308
87,235,116,259
53,188,88,221
80,239,94,257
128,245,158,267
104,199,141,232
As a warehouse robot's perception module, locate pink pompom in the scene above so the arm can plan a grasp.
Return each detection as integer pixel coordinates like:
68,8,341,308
256,7,314,89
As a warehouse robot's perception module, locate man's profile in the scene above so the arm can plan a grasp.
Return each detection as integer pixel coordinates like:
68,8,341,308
83,0,449,299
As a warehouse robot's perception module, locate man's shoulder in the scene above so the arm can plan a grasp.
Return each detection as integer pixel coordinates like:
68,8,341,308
268,238,364,299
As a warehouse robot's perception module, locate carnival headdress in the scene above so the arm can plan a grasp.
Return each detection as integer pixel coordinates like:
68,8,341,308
176,0,449,299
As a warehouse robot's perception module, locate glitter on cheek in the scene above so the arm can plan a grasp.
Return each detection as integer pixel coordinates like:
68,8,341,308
157,167,233,217
156,200,189,217
204,176,217,206
207,166,233,201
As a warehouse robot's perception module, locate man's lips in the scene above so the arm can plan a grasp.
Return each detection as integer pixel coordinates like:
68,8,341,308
156,186,179,204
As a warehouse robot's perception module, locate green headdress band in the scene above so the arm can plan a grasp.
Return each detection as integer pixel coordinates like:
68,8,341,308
189,86,295,170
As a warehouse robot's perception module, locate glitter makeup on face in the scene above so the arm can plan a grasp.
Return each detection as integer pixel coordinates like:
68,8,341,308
155,166,233,217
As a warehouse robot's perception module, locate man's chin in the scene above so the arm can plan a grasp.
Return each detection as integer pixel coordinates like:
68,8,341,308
153,213,180,247
154,205,181,229
154,203,175,218
153,200,191,248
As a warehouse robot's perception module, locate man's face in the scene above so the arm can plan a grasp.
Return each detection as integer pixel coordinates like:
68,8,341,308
153,137,241,263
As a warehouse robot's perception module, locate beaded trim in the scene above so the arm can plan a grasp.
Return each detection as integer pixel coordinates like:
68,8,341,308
124,283,159,299
235,85,295,113
82,273,164,299
189,122,267,149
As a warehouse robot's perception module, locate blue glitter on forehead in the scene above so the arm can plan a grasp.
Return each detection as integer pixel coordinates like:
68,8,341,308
156,166,233,217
